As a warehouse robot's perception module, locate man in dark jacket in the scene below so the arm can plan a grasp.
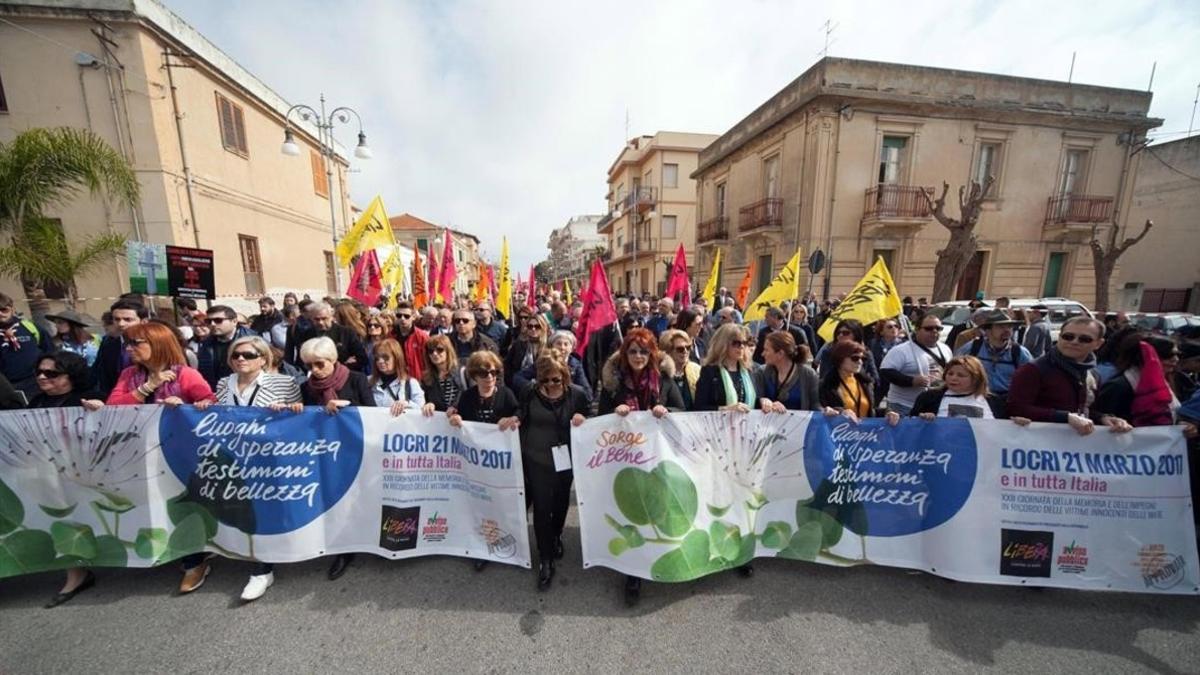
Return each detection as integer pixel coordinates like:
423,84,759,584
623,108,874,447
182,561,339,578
92,299,148,398
473,300,509,345
753,306,807,364
449,308,499,360
1008,316,1131,435
196,305,254,387
286,301,368,372
250,296,284,339
1022,304,1052,359
0,292,54,398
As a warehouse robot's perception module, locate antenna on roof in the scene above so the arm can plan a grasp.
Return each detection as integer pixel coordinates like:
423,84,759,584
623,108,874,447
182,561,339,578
1188,81,1199,137
1067,51,1076,85
625,108,631,144
1147,61,1156,91
817,19,838,58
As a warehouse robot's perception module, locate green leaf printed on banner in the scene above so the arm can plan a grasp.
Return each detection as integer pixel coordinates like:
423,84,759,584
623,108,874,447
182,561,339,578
92,535,128,567
0,530,56,576
733,530,757,567
604,514,646,553
708,521,742,563
651,529,717,582
50,521,98,559
608,537,630,556
160,513,208,563
778,521,824,561
134,528,169,560
93,489,135,514
167,493,218,539
0,477,25,535
796,501,845,549
648,461,697,537
760,521,793,549
707,503,731,518
39,503,78,518
613,468,658,525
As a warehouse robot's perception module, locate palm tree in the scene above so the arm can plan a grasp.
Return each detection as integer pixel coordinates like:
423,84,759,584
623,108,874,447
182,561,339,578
0,127,139,313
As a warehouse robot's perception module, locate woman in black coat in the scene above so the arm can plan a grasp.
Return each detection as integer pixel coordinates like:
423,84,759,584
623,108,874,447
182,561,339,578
754,332,823,412
693,323,758,412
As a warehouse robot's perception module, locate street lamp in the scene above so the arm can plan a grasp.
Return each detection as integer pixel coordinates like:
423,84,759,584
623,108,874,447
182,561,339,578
280,94,373,294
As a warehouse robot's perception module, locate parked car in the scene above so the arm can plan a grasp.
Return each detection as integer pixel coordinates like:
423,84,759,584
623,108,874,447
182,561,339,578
1132,313,1198,336
923,297,1093,343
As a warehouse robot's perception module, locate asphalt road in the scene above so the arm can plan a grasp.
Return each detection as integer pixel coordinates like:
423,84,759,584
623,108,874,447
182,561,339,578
2,510,1199,674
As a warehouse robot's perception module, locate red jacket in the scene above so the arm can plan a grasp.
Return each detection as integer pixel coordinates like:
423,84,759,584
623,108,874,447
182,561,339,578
394,327,429,382
107,366,214,405
1007,355,1096,424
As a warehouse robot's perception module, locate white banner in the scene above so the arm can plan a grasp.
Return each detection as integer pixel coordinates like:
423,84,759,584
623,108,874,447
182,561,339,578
573,411,1198,594
0,406,530,577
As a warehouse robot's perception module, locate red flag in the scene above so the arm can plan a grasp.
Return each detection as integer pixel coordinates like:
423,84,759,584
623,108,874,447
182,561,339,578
412,244,428,309
527,265,537,308
487,264,498,303
735,260,755,309
665,243,691,307
347,250,383,306
574,260,618,356
428,247,440,303
438,230,457,304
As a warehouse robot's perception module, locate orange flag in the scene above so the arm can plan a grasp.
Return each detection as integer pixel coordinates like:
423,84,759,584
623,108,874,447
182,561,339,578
735,260,755,310
412,243,428,309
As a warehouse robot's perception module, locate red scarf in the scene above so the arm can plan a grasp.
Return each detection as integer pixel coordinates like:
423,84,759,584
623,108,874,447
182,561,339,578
621,364,661,411
1130,342,1172,427
306,362,351,404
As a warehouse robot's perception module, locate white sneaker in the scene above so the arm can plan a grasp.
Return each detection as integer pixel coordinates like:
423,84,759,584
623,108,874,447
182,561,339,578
240,572,274,602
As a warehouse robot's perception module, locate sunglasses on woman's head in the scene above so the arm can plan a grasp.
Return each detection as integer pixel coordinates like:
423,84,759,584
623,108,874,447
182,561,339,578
231,351,261,361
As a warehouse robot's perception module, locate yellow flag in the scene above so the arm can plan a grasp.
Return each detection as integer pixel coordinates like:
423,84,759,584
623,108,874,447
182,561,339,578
563,279,573,305
817,256,903,343
495,237,513,318
336,196,394,268
744,249,802,322
380,246,406,309
700,248,721,311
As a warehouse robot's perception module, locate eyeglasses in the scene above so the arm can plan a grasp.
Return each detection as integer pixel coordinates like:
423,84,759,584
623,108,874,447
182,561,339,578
231,351,261,361
525,322,542,329
205,317,228,325
368,324,383,330
398,313,413,320
428,346,446,354
730,340,747,348
127,338,149,346
672,345,692,354
36,369,65,378
475,369,500,379
627,347,649,357
1058,332,1096,345
848,355,865,363
920,325,941,332
452,317,472,325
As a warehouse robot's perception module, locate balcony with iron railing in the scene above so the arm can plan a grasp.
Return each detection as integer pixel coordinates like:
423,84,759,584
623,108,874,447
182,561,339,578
622,186,658,213
738,198,783,233
1044,194,1114,226
861,184,933,233
697,216,730,245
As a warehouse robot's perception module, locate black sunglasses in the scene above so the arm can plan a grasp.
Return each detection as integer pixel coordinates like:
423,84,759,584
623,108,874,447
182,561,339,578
36,368,65,378
398,313,413,319
428,346,446,354
730,340,747,348
205,317,228,325
848,355,865,363
452,317,472,325
1058,332,1096,345
231,351,261,361
475,369,500,379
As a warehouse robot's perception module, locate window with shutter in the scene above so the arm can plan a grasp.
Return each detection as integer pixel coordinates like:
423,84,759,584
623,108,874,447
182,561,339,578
311,150,329,197
239,235,265,294
324,251,338,293
216,92,249,157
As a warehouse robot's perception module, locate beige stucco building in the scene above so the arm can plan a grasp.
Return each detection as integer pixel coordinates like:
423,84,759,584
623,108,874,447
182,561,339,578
1121,134,1200,312
0,0,358,317
693,57,1162,306
545,214,606,287
389,213,482,300
602,131,717,296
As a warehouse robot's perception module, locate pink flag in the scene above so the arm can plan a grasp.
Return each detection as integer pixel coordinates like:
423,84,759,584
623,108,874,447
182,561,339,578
428,246,440,303
527,265,537,308
487,264,498,303
438,230,457,304
574,260,618,356
347,250,383,306
665,243,691,307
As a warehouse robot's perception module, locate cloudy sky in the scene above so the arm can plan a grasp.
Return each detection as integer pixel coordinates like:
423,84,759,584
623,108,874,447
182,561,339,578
164,0,1199,273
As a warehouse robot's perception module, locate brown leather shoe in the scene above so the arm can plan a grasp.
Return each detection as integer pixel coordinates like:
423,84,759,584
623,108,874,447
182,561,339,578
179,561,211,594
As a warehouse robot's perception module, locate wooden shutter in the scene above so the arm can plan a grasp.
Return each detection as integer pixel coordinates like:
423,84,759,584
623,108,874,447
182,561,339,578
239,235,264,294
232,103,248,154
311,150,329,197
216,92,249,156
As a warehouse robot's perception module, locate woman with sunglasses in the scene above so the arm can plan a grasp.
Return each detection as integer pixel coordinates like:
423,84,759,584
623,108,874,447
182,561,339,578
516,354,590,590
755,331,826,413
364,316,388,375
299,336,376,581
670,309,707,363
694,323,758,413
370,338,425,414
818,340,901,425
659,329,701,409
598,328,685,605
97,321,216,593
420,334,466,414
514,330,591,396
505,313,549,390
193,336,301,602
31,352,103,607
815,319,879,385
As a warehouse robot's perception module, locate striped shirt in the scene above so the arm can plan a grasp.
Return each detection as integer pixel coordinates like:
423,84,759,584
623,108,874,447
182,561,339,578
214,372,301,407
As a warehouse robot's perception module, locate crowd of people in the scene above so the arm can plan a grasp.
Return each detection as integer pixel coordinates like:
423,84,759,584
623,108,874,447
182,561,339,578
0,283,1197,608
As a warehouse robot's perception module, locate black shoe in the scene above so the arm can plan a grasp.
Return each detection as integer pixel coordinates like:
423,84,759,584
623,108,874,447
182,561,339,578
45,571,95,608
554,537,565,560
624,576,641,607
537,561,555,591
738,563,754,578
474,560,488,571
327,553,354,581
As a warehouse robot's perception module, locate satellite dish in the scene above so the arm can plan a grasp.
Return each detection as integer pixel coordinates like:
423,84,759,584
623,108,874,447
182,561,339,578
808,249,826,274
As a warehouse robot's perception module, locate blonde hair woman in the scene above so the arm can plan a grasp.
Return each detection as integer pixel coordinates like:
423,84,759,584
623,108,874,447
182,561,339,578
694,323,757,412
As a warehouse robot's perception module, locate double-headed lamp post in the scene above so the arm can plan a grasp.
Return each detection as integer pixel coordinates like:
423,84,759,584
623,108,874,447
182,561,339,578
280,94,373,294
